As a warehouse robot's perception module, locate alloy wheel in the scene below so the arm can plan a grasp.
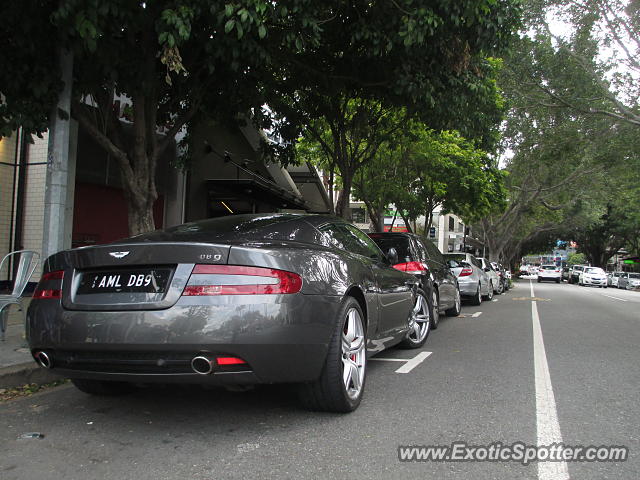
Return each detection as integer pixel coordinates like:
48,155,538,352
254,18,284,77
341,308,366,400
407,292,430,344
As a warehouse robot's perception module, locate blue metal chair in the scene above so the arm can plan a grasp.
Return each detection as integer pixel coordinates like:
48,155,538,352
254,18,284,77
0,250,40,341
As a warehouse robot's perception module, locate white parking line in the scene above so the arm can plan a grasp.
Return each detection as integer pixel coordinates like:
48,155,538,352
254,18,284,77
492,299,498,302
601,294,628,302
370,351,432,373
471,312,483,318
530,281,570,480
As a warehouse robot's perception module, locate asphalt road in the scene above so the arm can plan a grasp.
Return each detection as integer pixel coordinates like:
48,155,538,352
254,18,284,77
1,279,638,480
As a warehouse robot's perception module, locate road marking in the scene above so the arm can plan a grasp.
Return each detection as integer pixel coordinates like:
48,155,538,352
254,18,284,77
600,294,628,302
530,281,570,480
492,299,498,302
370,351,432,373
471,312,483,318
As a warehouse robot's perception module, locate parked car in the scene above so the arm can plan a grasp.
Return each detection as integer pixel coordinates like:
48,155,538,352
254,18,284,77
562,266,570,282
618,272,640,290
578,267,608,287
568,264,588,284
628,273,640,289
368,232,461,328
477,257,502,295
491,262,510,291
443,253,491,305
537,264,562,283
27,213,422,413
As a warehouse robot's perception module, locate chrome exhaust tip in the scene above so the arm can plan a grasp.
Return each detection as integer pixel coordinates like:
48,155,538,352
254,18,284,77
34,351,52,369
191,356,215,375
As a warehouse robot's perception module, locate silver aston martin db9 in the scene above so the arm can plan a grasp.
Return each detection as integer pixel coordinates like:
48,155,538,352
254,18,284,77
27,213,427,412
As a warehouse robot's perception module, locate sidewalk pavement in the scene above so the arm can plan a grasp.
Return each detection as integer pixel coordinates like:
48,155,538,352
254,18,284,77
0,299,58,389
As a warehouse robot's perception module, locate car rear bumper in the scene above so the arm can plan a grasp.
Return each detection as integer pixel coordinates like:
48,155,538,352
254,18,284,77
27,294,342,384
538,274,561,281
457,278,479,296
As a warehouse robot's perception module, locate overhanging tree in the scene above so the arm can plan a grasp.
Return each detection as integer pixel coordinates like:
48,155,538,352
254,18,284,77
0,1,333,234
269,1,520,218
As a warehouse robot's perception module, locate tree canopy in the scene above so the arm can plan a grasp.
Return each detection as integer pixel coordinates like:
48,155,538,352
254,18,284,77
476,0,640,266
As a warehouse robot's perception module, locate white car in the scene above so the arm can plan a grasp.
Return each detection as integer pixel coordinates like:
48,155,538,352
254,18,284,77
537,264,562,283
579,267,608,288
619,272,640,290
609,272,622,288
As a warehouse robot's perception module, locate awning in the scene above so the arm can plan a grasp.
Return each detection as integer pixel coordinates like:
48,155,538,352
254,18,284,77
287,162,332,213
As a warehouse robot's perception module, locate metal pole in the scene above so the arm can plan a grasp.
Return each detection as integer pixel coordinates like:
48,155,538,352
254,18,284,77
42,48,74,261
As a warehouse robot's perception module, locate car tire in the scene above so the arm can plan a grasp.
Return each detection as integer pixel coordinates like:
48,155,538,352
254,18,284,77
556,279,560,284
430,289,440,329
400,289,430,348
483,282,494,301
537,278,542,283
496,281,504,295
298,297,366,413
445,288,462,317
470,284,482,306
71,379,135,396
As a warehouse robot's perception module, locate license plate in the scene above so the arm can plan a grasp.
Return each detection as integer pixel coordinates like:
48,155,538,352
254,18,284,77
77,268,173,294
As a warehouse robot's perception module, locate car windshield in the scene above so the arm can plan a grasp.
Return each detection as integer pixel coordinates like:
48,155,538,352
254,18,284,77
585,267,605,274
628,273,640,279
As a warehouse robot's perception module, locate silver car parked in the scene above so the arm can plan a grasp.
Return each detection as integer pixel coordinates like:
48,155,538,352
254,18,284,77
444,253,491,305
477,257,502,295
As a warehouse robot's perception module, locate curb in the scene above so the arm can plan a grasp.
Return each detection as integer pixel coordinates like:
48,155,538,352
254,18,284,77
0,361,60,389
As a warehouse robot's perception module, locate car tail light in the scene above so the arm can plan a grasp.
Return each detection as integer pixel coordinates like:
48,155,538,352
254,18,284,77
216,356,247,365
459,267,473,277
182,265,302,296
393,261,429,275
33,270,64,299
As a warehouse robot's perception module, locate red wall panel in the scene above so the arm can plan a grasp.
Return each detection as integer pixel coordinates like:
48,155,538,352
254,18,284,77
72,183,164,248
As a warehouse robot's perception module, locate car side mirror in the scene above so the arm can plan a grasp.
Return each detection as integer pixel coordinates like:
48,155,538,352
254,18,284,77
386,247,398,265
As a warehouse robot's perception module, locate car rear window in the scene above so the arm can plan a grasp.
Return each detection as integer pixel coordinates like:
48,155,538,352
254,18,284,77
628,273,640,279
368,236,412,262
541,265,556,270
585,267,605,274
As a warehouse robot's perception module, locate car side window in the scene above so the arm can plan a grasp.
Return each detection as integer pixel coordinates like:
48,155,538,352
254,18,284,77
412,239,429,263
423,239,445,264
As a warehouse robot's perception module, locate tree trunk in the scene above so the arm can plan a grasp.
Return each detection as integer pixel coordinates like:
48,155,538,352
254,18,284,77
127,200,156,235
335,169,353,219
399,211,413,234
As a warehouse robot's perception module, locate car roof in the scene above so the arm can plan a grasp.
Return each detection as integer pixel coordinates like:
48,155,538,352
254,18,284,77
121,213,345,245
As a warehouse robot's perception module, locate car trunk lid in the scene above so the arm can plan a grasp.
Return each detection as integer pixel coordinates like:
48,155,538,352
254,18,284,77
58,242,230,311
